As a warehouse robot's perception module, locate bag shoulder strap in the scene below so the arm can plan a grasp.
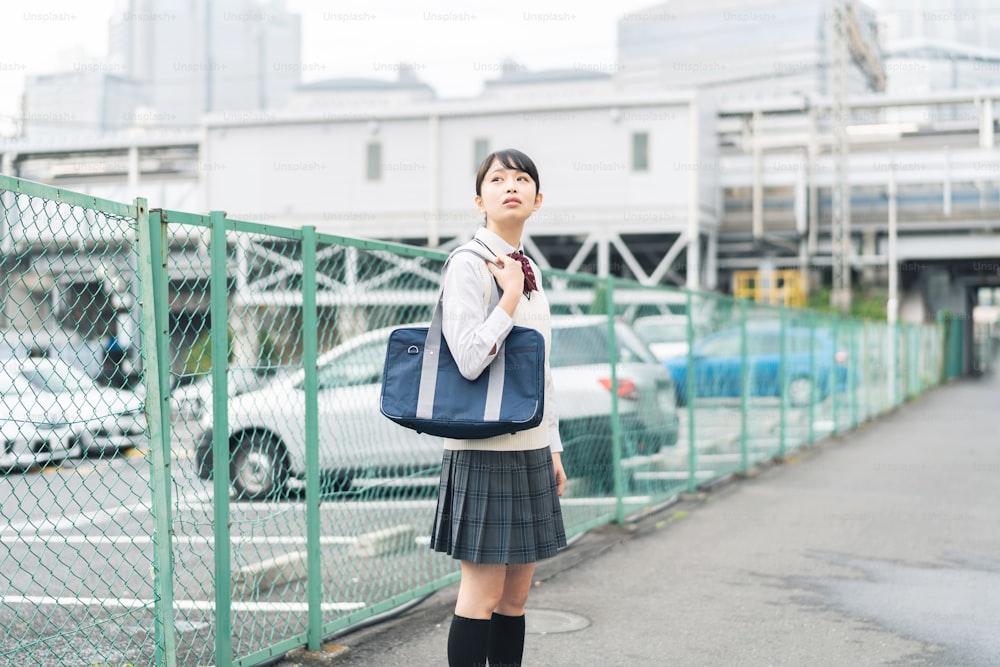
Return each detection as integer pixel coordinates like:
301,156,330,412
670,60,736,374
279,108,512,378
446,239,501,312
424,239,501,359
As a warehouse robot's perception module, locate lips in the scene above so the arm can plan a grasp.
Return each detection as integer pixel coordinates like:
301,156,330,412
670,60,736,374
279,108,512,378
502,196,521,205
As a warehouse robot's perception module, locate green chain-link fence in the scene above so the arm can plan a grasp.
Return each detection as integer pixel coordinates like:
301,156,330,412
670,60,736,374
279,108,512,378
1,173,945,666
0,178,155,666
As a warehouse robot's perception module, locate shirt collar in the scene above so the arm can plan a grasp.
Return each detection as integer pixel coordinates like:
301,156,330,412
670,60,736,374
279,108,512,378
474,227,520,255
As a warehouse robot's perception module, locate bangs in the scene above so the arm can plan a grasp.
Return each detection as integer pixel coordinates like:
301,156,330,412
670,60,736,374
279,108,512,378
475,148,541,196
493,149,535,178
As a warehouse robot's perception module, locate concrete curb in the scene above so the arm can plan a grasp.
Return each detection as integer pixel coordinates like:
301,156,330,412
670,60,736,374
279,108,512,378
278,643,351,666
232,550,308,596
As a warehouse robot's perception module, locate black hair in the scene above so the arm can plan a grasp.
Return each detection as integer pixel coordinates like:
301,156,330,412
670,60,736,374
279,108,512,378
474,148,541,197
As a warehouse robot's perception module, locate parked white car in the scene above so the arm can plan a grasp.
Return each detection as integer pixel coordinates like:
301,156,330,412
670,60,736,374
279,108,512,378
195,316,679,499
170,368,274,420
2,357,146,458
1,369,76,470
631,314,691,361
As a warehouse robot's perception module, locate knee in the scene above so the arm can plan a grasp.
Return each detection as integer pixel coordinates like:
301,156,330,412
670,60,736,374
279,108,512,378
496,581,531,616
497,589,530,615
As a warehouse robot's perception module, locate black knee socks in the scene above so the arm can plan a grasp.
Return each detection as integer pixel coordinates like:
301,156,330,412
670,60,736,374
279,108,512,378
448,615,490,667
487,611,526,667
448,612,526,667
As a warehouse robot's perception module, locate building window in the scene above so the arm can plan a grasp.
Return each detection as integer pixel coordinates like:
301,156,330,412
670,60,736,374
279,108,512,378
473,138,490,171
366,142,382,181
631,132,649,171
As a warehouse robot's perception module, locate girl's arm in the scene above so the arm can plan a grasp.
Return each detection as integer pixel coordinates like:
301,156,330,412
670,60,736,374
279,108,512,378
441,254,513,380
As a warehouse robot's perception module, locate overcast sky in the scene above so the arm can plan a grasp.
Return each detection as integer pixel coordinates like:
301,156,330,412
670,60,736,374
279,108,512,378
0,0,660,136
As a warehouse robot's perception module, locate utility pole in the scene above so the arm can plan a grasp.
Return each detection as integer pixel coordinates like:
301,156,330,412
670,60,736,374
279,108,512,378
830,0,852,313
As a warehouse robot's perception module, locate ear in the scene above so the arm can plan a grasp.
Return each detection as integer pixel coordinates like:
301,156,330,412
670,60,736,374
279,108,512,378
474,195,485,214
532,192,543,212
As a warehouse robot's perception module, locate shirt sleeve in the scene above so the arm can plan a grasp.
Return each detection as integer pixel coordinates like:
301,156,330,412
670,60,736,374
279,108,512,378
441,253,514,381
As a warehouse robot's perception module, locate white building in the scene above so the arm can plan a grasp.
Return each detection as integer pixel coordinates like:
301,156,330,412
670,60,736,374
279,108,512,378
202,82,721,290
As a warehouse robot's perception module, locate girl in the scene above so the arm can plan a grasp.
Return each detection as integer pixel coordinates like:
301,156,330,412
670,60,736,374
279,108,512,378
430,148,567,667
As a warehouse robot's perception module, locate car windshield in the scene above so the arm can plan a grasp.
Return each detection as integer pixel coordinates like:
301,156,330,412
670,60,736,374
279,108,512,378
315,340,385,389
550,322,657,368
20,360,96,393
633,320,688,344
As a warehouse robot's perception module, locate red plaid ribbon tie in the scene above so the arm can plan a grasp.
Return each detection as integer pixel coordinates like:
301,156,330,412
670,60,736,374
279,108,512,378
507,250,537,295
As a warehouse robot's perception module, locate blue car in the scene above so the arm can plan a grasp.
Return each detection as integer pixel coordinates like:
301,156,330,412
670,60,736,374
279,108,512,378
664,322,849,406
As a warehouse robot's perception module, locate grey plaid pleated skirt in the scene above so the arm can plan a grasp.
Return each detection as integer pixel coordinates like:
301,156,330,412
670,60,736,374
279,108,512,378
430,447,567,564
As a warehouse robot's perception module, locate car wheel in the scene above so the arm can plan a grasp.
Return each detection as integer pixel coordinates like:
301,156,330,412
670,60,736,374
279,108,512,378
786,376,814,407
230,433,288,501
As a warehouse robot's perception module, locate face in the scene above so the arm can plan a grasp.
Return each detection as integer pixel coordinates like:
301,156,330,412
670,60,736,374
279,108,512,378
474,159,543,225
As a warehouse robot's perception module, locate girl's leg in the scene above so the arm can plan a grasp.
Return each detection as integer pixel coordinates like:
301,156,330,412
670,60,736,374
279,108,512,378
496,562,536,616
450,561,506,667
448,615,490,667
488,563,536,667
455,561,508,618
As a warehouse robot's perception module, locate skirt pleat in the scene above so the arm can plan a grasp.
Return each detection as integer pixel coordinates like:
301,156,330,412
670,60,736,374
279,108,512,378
430,448,567,564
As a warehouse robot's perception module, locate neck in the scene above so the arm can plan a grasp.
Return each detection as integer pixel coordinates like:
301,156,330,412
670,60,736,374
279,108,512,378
486,220,525,249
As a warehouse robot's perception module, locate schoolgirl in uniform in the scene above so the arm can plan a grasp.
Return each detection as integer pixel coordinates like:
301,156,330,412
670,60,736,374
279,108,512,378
430,148,567,666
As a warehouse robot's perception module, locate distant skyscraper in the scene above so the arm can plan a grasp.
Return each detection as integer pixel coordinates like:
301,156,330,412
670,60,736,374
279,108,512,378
615,0,885,98
107,0,301,125
866,0,1000,93
20,0,301,137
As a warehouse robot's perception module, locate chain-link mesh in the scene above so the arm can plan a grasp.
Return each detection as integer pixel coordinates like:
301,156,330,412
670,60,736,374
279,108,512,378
0,183,155,665
1,172,948,667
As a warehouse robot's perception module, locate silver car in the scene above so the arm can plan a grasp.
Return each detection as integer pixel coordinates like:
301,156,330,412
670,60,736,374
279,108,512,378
195,316,679,500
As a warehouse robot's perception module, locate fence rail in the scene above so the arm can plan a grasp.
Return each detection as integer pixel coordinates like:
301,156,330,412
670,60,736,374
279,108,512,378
0,173,946,666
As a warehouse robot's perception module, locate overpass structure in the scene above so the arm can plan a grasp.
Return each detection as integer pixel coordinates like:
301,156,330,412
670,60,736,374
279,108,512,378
716,88,1000,325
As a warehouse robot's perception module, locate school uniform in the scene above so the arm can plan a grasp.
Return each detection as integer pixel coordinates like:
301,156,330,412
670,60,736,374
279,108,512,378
429,227,567,564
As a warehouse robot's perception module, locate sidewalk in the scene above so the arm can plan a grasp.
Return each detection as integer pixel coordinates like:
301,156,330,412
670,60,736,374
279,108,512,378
288,373,1000,666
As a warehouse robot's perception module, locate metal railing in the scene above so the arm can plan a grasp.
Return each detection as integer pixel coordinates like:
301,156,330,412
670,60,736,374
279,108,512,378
0,173,945,666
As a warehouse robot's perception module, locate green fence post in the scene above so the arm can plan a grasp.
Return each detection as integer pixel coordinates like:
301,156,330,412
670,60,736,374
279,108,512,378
136,203,178,667
892,322,906,407
739,298,749,474
808,311,816,445
847,320,861,428
685,291,697,493
831,317,840,434
777,303,787,459
209,210,234,667
605,276,625,524
863,322,869,417
301,227,323,651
